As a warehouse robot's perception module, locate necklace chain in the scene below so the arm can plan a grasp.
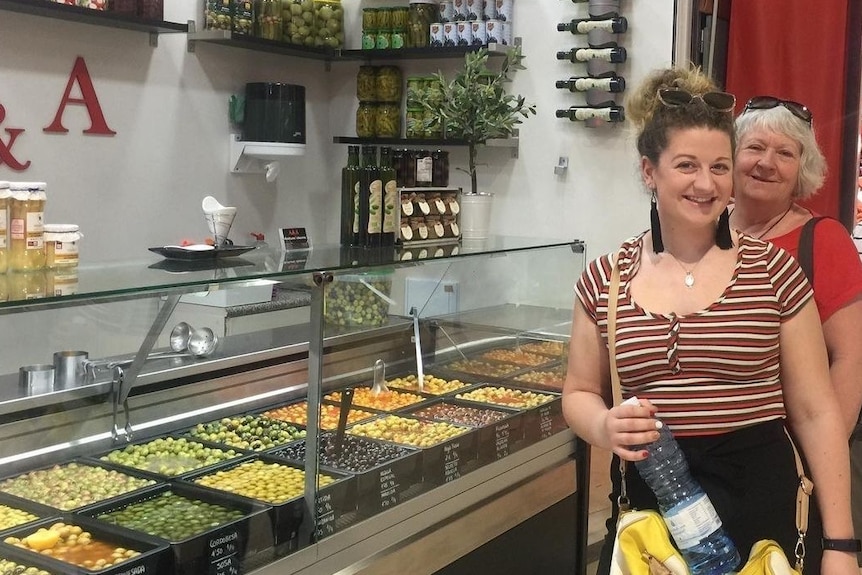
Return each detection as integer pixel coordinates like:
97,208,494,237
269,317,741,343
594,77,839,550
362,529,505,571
665,253,703,288
753,206,793,239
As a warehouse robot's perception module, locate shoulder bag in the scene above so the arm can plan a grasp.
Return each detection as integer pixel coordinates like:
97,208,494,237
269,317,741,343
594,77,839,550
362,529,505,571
605,255,813,575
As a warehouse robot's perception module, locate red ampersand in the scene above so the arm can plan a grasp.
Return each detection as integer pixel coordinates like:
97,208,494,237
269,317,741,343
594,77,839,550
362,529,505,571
0,104,30,171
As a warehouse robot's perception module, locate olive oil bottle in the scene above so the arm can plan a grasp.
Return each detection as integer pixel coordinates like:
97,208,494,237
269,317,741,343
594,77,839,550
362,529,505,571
341,146,361,246
359,146,381,247
379,147,397,246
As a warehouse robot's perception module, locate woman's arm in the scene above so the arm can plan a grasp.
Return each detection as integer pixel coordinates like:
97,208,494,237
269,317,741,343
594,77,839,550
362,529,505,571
561,299,660,461
780,301,858,572
822,299,862,436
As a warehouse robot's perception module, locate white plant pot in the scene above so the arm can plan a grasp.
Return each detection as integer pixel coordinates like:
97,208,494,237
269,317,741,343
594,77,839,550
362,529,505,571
460,193,494,240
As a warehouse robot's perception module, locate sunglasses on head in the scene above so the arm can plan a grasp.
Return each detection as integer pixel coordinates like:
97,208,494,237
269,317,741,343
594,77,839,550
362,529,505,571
657,88,737,113
742,96,812,125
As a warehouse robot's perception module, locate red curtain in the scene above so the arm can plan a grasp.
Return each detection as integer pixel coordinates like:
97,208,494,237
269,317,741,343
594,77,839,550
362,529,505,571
725,0,850,219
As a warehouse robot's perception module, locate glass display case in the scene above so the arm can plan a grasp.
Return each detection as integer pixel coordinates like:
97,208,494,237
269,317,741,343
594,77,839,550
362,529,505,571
0,236,586,575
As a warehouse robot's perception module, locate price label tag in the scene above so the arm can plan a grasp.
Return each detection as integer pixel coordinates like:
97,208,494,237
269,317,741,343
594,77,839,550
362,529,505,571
538,405,554,439
443,441,462,483
315,492,337,538
279,227,310,251
210,555,241,575
208,530,242,575
494,421,511,459
378,467,398,508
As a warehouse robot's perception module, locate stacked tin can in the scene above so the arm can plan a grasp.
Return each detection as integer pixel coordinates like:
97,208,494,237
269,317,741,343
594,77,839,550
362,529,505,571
431,0,514,48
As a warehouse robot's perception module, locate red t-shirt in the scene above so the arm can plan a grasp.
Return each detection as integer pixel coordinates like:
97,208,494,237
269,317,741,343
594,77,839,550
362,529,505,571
768,216,862,322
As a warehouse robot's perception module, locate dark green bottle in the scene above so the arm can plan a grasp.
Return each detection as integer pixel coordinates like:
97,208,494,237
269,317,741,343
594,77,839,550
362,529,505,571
379,147,397,247
359,145,381,247
341,145,361,246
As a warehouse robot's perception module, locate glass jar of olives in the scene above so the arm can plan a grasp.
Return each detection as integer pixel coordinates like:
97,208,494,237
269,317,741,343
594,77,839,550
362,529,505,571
204,0,232,31
375,103,401,138
356,102,376,138
375,66,402,103
285,0,315,45
313,0,344,49
232,0,253,35
256,0,282,41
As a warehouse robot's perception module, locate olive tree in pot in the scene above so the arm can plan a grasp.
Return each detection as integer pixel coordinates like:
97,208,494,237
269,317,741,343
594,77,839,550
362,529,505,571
414,46,536,197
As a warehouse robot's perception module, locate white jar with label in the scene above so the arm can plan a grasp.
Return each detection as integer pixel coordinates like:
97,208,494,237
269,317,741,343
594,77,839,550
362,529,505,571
44,224,82,269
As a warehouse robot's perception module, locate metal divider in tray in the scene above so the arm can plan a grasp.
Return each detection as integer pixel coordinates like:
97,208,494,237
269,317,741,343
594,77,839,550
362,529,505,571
398,397,526,465
450,384,567,445
178,453,353,555
0,458,161,514
345,413,478,486
0,513,168,575
0,491,59,538
83,434,247,482
267,433,423,520
79,481,273,575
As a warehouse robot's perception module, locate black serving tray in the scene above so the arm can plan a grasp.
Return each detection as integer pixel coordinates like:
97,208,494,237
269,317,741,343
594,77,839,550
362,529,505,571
322,385,431,413
85,434,246,481
181,413,306,453
0,514,168,575
81,481,274,575
400,397,526,465
258,398,377,431
148,245,255,261
347,414,477,486
180,454,353,554
383,372,475,397
0,458,160,513
0,491,58,537
268,433,423,519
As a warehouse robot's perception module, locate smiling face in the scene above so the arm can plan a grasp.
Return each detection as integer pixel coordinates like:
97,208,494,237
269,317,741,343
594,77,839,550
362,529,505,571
733,127,802,205
642,127,734,233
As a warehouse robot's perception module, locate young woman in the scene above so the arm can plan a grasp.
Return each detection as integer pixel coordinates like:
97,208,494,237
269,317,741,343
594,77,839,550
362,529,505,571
562,68,858,575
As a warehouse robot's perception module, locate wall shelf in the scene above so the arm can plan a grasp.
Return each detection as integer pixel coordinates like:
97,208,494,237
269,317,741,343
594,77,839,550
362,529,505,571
187,21,332,60
337,43,511,62
333,134,520,157
0,0,187,46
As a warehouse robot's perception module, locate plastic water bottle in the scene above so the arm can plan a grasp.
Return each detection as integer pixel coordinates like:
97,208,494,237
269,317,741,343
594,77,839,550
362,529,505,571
633,416,741,575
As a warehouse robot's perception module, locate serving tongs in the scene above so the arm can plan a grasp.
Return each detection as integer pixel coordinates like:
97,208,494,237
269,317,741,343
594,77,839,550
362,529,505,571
328,387,354,458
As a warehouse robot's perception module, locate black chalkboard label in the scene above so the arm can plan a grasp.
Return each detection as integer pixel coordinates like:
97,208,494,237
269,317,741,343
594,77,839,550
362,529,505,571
443,440,462,483
378,466,398,508
208,529,242,575
538,405,554,439
316,492,336,538
494,421,511,459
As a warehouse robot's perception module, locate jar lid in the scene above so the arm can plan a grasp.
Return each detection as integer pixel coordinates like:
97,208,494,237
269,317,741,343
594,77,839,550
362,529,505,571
0,181,9,189
44,224,80,233
10,181,46,191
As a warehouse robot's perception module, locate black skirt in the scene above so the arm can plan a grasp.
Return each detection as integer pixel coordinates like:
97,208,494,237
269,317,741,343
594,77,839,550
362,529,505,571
595,419,823,575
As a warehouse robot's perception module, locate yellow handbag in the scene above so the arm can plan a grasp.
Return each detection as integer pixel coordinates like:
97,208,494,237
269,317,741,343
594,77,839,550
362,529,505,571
605,256,810,575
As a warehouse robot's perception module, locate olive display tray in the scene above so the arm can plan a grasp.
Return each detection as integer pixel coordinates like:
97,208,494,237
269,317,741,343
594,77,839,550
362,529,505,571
178,413,307,454
399,397,526,465
179,454,354,554
80,481,274,575
508,361,567,392
0,514,169,575
267,433,423,519
321,386,434,414
451,384,567,446
257,398,378,430
348,414,478,487
83,434,247,482
432,358,525,382
0,458,162,514
467,345,560,371
0,491,58,538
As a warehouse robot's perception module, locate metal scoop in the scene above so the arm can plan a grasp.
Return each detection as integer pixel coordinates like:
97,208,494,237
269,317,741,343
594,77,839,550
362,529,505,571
370,359,388,396
169,322,192,352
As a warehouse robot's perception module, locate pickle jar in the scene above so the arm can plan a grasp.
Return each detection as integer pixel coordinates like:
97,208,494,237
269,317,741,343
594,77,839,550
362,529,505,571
0,181,8,274
376,7,392,31
407,1,437,47
362,7,378,32
285,0,315,46
205,0,232,31
391,7,409,32
255,0,282,40
356,66,377,102
375,29,391,50
356,102,376,138
375,103,401,138
405,108,425,139
232,0,253,35
313,0,344,49
405,76,425,108
44,224,82,270
375,65,402,103
8,182,45,273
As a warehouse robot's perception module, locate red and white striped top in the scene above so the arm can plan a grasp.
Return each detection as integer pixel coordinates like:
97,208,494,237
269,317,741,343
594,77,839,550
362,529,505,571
575,233,813,437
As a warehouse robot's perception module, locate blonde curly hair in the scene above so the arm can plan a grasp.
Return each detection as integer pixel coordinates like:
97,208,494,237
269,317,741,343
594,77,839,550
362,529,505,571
625,66,736,164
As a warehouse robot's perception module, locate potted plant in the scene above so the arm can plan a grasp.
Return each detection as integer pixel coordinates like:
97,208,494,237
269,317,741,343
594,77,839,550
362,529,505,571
414,46,536,197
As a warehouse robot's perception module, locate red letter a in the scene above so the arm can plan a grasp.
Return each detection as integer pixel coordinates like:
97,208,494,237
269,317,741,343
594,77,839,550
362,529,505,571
44,56,116,135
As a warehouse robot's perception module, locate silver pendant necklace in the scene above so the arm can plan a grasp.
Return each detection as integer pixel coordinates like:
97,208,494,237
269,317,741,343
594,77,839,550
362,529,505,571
666,252,705,289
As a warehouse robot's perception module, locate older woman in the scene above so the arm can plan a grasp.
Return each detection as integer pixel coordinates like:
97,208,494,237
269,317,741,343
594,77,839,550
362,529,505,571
730,96,862,565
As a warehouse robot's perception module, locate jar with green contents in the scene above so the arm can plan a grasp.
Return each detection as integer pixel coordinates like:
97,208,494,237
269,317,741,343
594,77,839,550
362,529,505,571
232,0,253,35
205,0,232,31
285,0,315,46
406,76,425,107
392,7,409,32
375,66,402,103
356,66,377,102
405,108,425,139
313,0,343,48
425,75,444,106
362,7,377,31
424,109,443,138
256,0,282,40
407,1,436,48
376,7,392,31
375,29,391,50
375,103,401,138
356,102,376,138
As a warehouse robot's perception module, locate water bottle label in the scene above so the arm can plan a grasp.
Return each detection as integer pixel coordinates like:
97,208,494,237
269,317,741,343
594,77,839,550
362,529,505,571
664,494,723,549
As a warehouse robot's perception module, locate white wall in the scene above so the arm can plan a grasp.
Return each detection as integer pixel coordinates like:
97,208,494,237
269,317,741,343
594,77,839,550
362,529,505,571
0,0,674,264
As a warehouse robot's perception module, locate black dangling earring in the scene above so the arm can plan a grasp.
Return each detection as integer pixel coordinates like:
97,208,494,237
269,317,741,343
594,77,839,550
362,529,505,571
715,207,733,249
650,192,664,253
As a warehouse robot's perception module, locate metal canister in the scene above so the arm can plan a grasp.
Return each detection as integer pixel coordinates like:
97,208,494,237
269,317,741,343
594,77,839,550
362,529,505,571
456,21,473,46
465,0,483,21
442,22,459,47
430,22,445,47
485,19,502,44
438,0,456,22
470,19,488,45
453,0,469,21
500,20,512,44
482,0,497,20
494,0,513,22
